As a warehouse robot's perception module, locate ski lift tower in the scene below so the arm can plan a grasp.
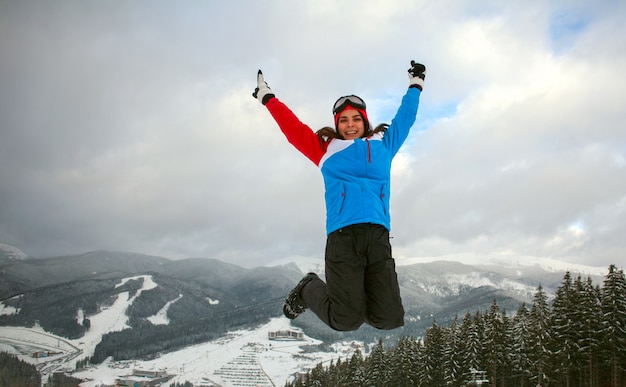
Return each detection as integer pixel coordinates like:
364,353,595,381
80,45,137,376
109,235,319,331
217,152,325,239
467,368,489,386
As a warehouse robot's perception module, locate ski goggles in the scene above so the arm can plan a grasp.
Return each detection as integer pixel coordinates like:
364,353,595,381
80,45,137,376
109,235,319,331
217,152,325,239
332,95,366,115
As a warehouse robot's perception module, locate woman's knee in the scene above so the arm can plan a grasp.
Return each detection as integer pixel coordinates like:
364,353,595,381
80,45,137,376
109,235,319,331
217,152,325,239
367,312,404,330
330,314,365,331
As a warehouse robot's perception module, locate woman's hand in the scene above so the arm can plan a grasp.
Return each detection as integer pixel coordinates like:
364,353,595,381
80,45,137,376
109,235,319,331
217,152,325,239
408,61,426,90
252,70,275,105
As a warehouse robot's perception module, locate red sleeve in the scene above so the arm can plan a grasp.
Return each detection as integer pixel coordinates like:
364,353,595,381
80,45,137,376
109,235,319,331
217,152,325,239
265,97,326,166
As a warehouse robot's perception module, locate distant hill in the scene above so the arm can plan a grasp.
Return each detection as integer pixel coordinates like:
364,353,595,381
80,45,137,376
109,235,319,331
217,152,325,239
0,248,608,360
0,243,29,260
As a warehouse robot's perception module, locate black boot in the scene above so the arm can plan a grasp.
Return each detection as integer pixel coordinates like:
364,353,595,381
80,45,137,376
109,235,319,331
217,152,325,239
283,273,319,319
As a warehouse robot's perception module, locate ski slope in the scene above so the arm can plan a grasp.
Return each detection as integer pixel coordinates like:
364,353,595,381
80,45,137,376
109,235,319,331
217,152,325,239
0,274,358,386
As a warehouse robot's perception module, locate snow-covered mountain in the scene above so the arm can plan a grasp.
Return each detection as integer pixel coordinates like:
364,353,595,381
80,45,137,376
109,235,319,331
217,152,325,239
396,252,607,277
281,253,606,302
0,243,29,260
0,248,614,386
0,274,362,386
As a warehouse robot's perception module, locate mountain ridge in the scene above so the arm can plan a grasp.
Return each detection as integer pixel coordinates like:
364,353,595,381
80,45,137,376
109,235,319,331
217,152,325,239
0,246,611,361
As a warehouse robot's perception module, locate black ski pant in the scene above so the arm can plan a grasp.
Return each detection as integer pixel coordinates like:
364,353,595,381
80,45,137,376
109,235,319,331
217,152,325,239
301,223,404,331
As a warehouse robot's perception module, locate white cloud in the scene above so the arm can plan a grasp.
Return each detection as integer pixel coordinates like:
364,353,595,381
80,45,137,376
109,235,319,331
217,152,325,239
0,0,624,268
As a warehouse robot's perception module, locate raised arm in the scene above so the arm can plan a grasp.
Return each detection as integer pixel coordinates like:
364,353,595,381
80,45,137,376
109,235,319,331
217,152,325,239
253,70,326,165
384,61,426,156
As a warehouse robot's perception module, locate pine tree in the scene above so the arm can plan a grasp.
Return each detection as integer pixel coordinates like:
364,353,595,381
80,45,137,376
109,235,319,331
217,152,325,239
422,320,446,386
528,284,551,386
510,302,532,386
341,347,365,387
329,358,343,387
44,372,84,386
501,308,514,384
0,352,41,387
600,264,626,386
307,362,326,387
457,311,474,382
413,340,427,386
286,264,625,387
465,310,486,375
443,315,464,385
364,338,388,386
388,336,419,387
573,275,602,386
484,300,509,386
551,271,578,386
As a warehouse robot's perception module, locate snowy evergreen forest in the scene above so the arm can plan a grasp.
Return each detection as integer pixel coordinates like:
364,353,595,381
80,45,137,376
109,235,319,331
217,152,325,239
287,264,626,387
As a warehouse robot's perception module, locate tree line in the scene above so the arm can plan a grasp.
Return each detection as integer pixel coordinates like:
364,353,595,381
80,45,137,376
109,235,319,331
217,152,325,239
287,264,626,387
0,352,40,387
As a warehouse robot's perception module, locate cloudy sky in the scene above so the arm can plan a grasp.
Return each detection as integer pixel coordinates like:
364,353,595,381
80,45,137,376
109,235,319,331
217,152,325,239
1,0,625,269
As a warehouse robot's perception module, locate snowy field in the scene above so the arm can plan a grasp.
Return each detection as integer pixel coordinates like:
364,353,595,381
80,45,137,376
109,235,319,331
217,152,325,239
0,275,359,386
71,317,345,387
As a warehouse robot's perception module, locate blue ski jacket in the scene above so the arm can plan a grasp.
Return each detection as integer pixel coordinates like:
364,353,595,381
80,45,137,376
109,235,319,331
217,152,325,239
266,87,421,234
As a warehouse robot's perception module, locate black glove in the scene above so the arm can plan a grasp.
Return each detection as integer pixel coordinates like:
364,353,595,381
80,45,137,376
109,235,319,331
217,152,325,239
252,70,275,105
408,60,426,90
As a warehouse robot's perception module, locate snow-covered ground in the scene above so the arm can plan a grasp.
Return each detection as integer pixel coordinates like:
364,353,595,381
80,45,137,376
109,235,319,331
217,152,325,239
68,317,347,387
0,275,359,387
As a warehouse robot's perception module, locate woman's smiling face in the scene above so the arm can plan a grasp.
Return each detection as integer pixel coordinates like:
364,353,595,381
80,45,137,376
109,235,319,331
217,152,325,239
336,108,365,140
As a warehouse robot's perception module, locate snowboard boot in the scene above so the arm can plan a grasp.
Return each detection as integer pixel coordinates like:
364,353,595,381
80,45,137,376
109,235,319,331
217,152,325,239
283,272,318,319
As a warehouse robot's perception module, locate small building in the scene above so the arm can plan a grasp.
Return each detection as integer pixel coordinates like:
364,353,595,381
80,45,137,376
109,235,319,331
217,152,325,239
115,369,171,387
132,369,166,378
268,328,304,341
32,351,61,358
